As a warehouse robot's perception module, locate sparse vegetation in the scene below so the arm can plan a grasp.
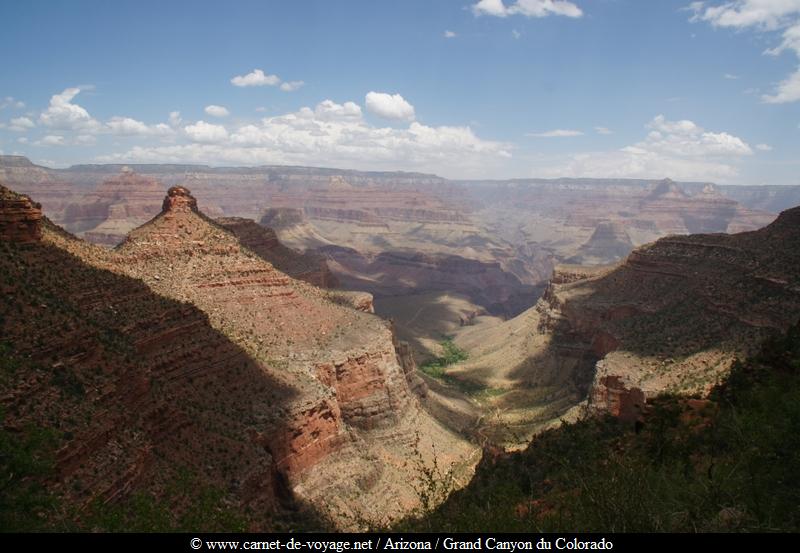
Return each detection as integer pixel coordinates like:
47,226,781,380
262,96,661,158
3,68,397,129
419,339,468,379
399,323,800,532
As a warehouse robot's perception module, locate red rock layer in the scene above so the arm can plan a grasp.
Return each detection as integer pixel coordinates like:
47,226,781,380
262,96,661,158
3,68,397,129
0,184,42,242
114,187,433,489
217,217,337,288
536,205,800,419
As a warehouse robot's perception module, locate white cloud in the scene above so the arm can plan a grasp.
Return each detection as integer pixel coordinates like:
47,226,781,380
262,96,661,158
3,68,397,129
761,67,800,103
231,69,281,87
184,120,229,143
724,73,740,79
444,30,457,38
472,0,583,18
39,135,66,146
643,114,752,156
106,116,173,136
204,104,230,117
280,80,305,92
512,29,522,39
594,126,612,135
690,1,800,31
76,134,96,145
535,115,754,182
169,111,182,127
39,87,101,131
365,92,416,121
690,2,800,103
96,99,511,178
0,97,25,110
756,142,773,151
527,129,584,137
8,116,35,132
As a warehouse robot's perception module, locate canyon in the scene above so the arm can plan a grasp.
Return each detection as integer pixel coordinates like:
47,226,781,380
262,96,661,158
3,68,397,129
3,155,794,363
0,181,476,529
2,155,800,529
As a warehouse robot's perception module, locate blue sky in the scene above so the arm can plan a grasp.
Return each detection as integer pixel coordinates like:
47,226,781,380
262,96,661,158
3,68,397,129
0,0,798,184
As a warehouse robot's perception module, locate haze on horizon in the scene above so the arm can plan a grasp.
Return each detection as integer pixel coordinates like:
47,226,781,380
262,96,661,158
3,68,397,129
0,0,799,185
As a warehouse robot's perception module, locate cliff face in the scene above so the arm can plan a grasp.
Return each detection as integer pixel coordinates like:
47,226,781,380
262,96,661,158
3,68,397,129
0,181,476,529
111,186,476,525
0,195,290,526
217,216,337,288
0,185,43,242
539,208,800,419
59,170,167,245
321,247,548,318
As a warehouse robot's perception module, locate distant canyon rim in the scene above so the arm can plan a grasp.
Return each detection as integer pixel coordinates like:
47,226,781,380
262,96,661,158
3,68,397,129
2,154,799,527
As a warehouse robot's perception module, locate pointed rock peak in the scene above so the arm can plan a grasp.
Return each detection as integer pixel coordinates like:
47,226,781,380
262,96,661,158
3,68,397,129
648,178,687,199
0,183,43,242
162,186,198,214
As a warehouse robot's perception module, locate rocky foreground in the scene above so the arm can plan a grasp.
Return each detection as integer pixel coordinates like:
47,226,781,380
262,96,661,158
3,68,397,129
0,182,477,530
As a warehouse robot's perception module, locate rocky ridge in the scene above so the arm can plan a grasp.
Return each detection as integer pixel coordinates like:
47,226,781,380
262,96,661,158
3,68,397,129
0,182,476,529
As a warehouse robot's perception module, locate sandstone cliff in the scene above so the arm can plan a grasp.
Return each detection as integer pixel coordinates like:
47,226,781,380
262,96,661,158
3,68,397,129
0,182,477,529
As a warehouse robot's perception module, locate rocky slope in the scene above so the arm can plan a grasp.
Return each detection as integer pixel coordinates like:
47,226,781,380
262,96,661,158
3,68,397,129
0,182,477,529
455,208,800,436
111,186,477,525
566,221,634,265
1,184,291,528
216,216,336,288
450,209,800,444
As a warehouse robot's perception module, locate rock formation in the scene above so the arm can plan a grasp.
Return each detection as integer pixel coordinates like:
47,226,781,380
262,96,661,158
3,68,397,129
217,216,337,288
0,184,43,242
0,181,476,529
566,221,634,265
112,185,477,525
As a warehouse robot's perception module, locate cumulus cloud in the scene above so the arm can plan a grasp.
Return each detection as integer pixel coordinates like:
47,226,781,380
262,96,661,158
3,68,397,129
444,30,457,38
527,129,584,137
38,135,66,146
472,0,583,18
756,143,773,151
168,111,182,127
204,105,230,117
8,116,35,132
39,87,101,131
96,99,511,178
231,69,281,87
0,96,25,110
280,80,305,92
690,1,800,103
365,92,416,121
106,116,173,136
184,120,229,143
535,115,754,182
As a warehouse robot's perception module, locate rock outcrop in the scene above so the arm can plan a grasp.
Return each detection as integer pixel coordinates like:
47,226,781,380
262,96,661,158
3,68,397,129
217,216,337,288
0,184,43,242
0,181,477,529
566,221,634,265
540,207,800,417
112,186,476,525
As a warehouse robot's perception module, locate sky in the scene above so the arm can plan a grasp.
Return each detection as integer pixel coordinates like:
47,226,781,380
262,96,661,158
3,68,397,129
0,0,799,184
